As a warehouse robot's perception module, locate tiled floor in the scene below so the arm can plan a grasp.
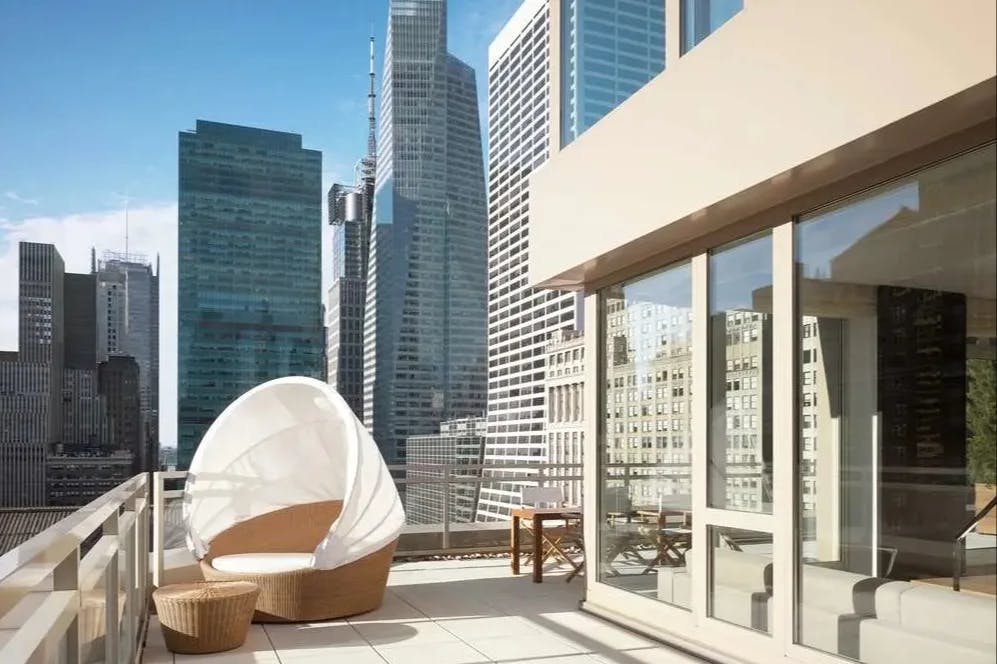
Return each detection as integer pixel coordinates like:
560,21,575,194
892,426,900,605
142,558,703,663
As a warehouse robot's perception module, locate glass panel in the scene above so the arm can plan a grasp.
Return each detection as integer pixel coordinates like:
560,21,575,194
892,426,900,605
599,261,693,609
708,233,773,513
681,0,744,55
795,144,997,661
709,526,773,633
561,0,666,147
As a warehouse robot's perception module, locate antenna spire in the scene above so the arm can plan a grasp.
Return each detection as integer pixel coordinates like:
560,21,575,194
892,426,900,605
124,202,130,255
366,34,376,163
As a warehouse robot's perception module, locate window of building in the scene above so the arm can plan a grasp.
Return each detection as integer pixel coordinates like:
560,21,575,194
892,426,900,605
599,259,693,609
794,144,997,659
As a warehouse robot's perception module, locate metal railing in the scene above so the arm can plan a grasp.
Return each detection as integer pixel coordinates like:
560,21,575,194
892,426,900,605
0,474,150,664
953,494,997,591
149,463,585,579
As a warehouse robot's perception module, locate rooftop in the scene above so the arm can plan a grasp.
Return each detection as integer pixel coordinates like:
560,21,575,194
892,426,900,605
143,558,700,664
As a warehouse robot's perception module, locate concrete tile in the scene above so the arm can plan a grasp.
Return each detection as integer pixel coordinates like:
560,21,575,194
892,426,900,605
264,620,368,653
352,619,462,647
376,641,490,664
277,645,388,663
436,614,545,640
466,633,584,660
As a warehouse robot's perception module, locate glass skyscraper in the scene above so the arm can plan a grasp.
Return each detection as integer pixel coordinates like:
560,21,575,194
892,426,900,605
680,0,743,54
177,120,325,468
560,0,666,147
364,0,487,463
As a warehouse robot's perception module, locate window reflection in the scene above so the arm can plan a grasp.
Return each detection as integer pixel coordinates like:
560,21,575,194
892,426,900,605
599,261,693,609
709,526,773,633
708,232,773,514
796,144,997,661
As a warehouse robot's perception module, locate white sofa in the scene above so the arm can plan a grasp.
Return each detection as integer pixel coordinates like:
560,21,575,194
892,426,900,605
656,548,772,629
858,581,996,664
656,551,996,663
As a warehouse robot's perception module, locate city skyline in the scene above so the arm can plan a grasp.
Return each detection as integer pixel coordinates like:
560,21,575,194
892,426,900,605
0,0,521,449
1,241,155,507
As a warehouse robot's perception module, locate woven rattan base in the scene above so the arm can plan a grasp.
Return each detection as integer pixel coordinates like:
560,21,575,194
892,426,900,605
201,540,397,623
153,581,260,654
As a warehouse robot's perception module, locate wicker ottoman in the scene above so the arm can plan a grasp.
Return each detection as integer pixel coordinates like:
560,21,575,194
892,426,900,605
153,581,260,654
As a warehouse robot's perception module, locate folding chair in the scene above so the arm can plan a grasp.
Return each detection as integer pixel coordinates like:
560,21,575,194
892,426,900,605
520,486,585,582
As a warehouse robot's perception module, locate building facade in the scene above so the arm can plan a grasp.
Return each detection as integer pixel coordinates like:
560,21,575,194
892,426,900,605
364,0,487,463
404,416,487,525
45,450,134,507
62,273,106,453
0,356,50,507
98,356,142,470
558,0,665,147
529,0,996,661
96,251,160,472
1,243,142,507
0,244,65,507
543,329,584,506
177,120,325,468
328,38,378,418
478,0,666,521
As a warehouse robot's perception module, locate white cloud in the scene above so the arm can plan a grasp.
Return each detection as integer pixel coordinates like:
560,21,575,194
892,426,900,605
4,190,40,206
0,202,178,446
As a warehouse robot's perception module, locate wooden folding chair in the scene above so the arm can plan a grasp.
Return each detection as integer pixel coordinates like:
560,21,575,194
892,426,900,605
520,487,585,581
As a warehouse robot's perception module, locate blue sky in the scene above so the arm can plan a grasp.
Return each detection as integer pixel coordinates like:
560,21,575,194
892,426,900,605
0,0,517,216
0,0,521,446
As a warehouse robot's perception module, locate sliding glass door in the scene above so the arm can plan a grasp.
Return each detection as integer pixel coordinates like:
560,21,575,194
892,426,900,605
592,142,996,664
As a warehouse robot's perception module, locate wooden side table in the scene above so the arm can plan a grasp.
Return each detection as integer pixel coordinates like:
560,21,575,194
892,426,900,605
152,581,260,654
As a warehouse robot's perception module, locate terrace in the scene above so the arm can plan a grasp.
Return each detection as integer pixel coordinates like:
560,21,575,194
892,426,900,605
0,464,698,664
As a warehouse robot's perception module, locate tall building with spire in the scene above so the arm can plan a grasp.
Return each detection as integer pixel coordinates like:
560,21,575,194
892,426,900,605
327,36,377,419
364,0,487,463
95,250,160,472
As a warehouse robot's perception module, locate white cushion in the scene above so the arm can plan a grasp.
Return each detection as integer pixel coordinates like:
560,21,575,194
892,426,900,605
211,553,313,574
897,584,997,647
859,617,995,664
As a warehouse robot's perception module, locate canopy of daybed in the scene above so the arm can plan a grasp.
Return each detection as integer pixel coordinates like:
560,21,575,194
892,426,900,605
183,377,404,570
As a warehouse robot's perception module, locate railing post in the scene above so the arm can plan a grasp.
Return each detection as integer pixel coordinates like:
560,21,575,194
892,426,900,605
53,544,81,664
953,537,966,592
152,472,164,589
122,493,137,661
103,508,120,664
134,477,149,662
442,466,451,551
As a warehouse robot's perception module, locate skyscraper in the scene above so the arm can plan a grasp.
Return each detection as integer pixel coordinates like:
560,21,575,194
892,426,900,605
95,251,159,471
1,242,140,507
477,0,565,520
0,243,66,507
364,0,487,463
558,0,666,147
177,120,324,468
478,0,667,520
327,37,377,419
405,416,487,525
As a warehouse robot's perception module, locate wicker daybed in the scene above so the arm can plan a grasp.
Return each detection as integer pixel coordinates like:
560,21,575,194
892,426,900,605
182,377,405,623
